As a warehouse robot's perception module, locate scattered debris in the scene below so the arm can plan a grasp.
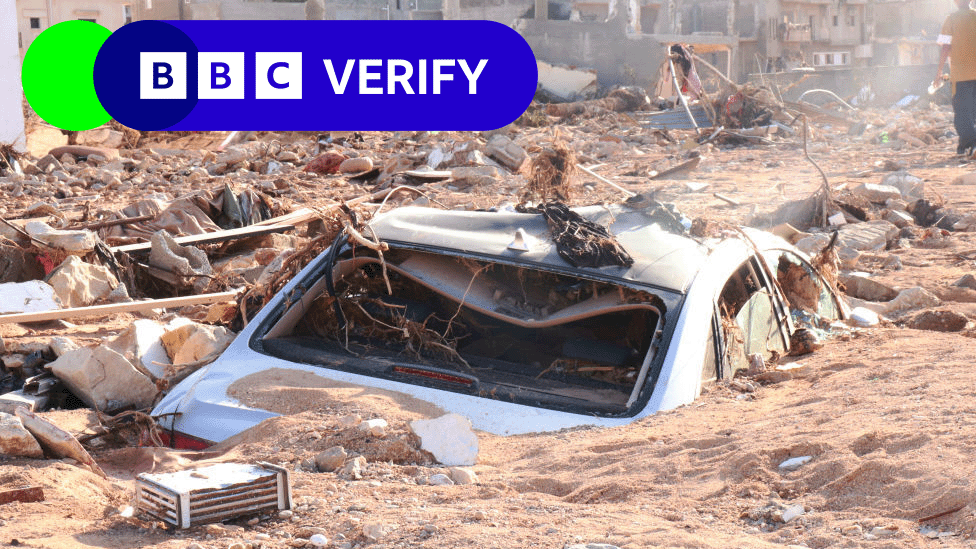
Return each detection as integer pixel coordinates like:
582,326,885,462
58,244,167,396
409,414,479,466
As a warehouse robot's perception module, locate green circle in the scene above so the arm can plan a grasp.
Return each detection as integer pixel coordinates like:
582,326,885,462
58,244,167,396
22,20,112,131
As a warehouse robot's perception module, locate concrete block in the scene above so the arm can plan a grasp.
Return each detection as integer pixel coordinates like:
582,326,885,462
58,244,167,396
836,220,899,252
24,221,97,254
47,255,118,308
883,209,914,228
484,135,527,172
852,183,902,204
0,280,61,315
410,413,479,466
0,412,43,458
47,346,157,412
160,322,235,365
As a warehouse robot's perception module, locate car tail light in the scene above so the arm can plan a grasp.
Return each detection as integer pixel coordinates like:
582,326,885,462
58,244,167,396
158,430,213,450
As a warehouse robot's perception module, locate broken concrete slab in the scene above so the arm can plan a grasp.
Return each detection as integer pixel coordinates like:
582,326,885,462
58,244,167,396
148,230,213,293
886,287,941,314
884,209,914,229
853,183,902,204
0,412,44,458
881,172,924,200
409,413,479,466
105,319,169,380
449,166,504,189
46,255,119,308
536,60,598,101
0,390,50,415
25,221,98,254
838,273,898,302
484,135,527,172
835,220,899,252
160,322,235,365
47,345,158,412
15,408,106,477
0,280,61,315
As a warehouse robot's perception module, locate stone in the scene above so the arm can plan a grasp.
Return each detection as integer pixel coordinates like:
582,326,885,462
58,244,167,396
358,418,388,437
35,153,64,173
883,209,914,228
217,147,247,166
449,166,503,189
952,274,976,290
951,172,976,186
0,281,61,314
49,337,79,357
485,135,527,171
314,446,348,472
907,309,970,332
837,273,898,302
278,510,293,519
880,172,924,200
428,473,454,486
148,230,213,293
362,522,394,542
25,221,97,254
340,456,367,479
339,414,362,428
308,534,328,548
835,220,899,252
0,412,44,458
160,322,236,365
76,129,124,148
841,524,863,536
338,157,373,173
448,467,479,485
793,234,831,256
849,307,880,327
104,319,169,379
869,526,898,538
781,504,805,523
565,545,622,549
410,413,479,466
882,255,903,270
885,287,940,314
0,390,49,414
48,345,158,412
852,183,901,203
47,255,119,308
778,456,812,470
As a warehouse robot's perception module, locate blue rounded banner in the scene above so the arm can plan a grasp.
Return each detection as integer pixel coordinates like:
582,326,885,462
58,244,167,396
92,20,538,131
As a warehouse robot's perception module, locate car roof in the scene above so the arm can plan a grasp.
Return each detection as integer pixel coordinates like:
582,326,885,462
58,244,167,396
367,204,711,292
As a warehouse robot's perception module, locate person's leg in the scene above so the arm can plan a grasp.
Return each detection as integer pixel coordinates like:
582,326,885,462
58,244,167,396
953,80,976,154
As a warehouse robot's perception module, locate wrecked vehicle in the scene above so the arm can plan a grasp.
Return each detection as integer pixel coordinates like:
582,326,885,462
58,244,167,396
153,204,846,447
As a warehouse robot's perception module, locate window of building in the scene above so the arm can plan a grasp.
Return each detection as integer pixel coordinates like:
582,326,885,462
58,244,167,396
123,4,132,24
813,51,850,66
832,14,838,26
29,17,41,29
146,0,152,10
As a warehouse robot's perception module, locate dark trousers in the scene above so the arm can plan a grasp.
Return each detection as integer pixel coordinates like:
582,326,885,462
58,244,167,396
953,80,976,154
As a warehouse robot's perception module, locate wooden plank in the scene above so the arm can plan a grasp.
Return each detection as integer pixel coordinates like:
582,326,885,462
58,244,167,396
110,224,295,254
0,291,239,325
0,486,44,505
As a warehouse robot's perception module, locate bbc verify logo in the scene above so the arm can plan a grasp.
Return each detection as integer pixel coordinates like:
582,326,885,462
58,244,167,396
88,19,536,131
140,52,302,100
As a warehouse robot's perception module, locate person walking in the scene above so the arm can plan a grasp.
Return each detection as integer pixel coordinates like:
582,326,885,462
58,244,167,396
936,0,976,156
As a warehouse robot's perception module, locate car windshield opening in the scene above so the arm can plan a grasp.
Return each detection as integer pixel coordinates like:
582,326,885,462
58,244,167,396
258,246,668,416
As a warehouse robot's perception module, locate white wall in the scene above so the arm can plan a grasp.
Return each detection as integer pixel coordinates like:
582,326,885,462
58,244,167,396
2,0,27,151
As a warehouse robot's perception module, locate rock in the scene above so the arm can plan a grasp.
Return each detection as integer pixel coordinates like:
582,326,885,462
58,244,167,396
308,534,328,548
869,526,898,538
48,345,158,412
882,255,903,270
410,413,479,466
47,255,119,308
340,456,367,479
0,388,43,414
148,230,213,293
339,414,362,428
304,152,347,175
836,246,861,270
448,467,479,485
849,307,880,327
49,337,79,357
428,473,454,486
841,524,863,536
793,234,830,256
314,446,348,472
953,213,976,231
952,274,976,290
35,153,64,173
485,135,527,171
362,522,394,542
76,128,124,149
338,157,373,173
838,273,898,302
836,220,899,252
951,172,976,186
880,171,924,200
160,322,235,365
778,456,812,470
25,221,97,254
883,209,914,228
277,150,301,163
449,166,503,189
358,418,388,437
278,510,293,519
104,319,169,379
0,281,61,314
853,183,902,203
0,412,44,458
216,147,247,166
886,287,940,314
907,309,970,332
781,504,805,523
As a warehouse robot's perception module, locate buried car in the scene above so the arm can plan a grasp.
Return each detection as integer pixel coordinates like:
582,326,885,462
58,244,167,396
153,203,846,447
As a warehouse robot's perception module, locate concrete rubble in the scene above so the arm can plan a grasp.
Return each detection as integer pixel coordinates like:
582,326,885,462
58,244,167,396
46,345,158,412
0,411,44,458
409,413,479,466
47,255,121,308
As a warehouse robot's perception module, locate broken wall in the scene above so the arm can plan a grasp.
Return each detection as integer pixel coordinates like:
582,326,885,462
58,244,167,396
1,0,25,151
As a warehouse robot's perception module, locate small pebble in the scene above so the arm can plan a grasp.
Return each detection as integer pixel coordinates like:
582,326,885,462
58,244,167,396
309,534,329,547
279,510,294,520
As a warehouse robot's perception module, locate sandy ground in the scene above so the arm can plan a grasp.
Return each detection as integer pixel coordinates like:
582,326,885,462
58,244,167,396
3,101,976,549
